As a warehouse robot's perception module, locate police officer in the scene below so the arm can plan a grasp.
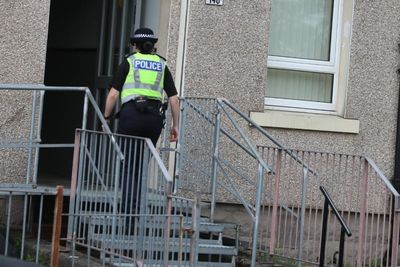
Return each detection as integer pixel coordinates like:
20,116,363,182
103,27,179,145
103,28,179,215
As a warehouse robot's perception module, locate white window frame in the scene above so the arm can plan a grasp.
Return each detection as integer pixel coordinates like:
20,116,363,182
266,0,343,113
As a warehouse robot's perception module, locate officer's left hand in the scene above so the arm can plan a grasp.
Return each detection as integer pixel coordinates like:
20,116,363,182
102,119,111,132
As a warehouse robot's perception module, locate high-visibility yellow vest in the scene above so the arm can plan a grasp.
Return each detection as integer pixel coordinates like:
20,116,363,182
121,53,166,104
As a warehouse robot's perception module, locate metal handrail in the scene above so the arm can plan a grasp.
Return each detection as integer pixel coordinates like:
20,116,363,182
113,131,173,183
218,99,273,173
0,84,124,159
0,84,124,185
319,186,352,267
69,129,175,266
219,98,317,176
184,98,258,159
178,97,317,267
365,156,400,198
73,129,173,207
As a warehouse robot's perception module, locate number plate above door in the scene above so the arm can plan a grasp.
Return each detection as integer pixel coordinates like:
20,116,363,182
206,0,223,6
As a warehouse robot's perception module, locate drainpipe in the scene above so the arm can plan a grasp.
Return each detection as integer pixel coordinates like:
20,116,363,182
389,43,400,266
394,43,400,192
168,0,190,186
174,0,190,97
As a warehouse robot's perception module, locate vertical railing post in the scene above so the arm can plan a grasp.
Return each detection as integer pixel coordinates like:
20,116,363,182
319,198,329,267
163,183,173,267
33,90,45,184
390,206,400,267
67,130,81,244
210,101,221,222
251,164,265,267
51,186,64,267
357,160,369,267
297,167,308,267
190,191,201,267
5,193,12,256
26,90,37,183
35,194,44,264
110,141,122,262
82,92,88,130
138,143,151,259
338,227,346,267
269,149,282,255
319,186,352,267
174,98,187,193
70,130,86,263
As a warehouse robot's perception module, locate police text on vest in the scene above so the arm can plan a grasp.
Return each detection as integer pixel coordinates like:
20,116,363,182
134,60,162,72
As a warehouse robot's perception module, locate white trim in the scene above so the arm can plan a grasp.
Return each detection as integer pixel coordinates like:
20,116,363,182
267,60,336,74
265,105,340,116
266,0,344,112
175,0,190,97
266,97,336,111
268,55,335,67
250,110,359,134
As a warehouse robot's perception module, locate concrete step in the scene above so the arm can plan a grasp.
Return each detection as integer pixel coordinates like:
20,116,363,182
89,235,237,256
89,216,228,234
78,189,210,209
105,257,235,267
110,261,235,267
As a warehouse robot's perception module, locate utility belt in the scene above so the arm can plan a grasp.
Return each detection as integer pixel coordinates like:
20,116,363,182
127,96,162,113
124,96,168,126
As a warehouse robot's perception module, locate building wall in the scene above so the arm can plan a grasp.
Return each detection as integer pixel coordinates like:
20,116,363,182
0,0,50,83
167,0,400,180
0,0,398,185
0,0,51,183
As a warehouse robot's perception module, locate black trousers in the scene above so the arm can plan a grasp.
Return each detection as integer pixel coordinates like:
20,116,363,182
117,101,163,215
117,101,163,146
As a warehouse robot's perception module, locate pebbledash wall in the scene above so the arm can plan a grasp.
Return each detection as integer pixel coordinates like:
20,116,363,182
0,0,51,183
0,0,399,188
166,0,400,182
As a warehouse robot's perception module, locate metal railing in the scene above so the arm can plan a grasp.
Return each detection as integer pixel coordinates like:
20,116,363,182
258,148,400,267
0,185,62,266
68,129,172,265
2,87,400,266
66,129,204,266
168,97,400,267
170,97,316,266
0,84,119,185
0,85,216,266
319,186,352,267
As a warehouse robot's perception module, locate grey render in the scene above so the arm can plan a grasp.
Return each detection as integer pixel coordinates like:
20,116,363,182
0,0,399,190
0,0,51,183
168,0,400,180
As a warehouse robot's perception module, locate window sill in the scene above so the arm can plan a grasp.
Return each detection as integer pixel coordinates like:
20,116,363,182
250,110,359,134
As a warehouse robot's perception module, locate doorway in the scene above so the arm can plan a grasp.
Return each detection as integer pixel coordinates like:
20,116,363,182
39,0,139,186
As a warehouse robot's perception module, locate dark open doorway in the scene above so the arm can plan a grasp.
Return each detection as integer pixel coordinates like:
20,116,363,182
40,0,136,186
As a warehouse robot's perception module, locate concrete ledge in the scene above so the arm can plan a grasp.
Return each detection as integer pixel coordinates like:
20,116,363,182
250,110,360,134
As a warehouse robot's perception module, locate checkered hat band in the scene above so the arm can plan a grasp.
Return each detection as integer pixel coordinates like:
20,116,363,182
133,34,156,39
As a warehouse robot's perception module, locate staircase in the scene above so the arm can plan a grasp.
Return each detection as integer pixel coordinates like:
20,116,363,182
87,202,238,267
68,128,239,266
1,85,400,267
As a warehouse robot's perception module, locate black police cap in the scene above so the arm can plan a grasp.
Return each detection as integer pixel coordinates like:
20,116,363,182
130,28,158,43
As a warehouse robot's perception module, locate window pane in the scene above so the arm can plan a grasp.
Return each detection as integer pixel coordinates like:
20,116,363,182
266,69,333,103
269,0,333,61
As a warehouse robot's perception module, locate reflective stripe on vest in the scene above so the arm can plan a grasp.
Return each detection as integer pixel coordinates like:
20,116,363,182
121,53,166,104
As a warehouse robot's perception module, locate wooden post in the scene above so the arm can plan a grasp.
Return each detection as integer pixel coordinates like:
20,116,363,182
51,186,64,267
